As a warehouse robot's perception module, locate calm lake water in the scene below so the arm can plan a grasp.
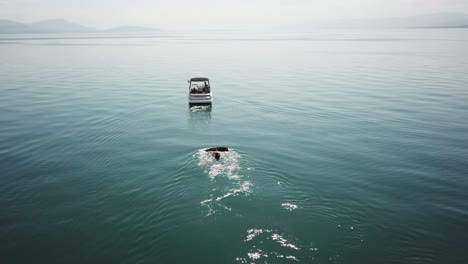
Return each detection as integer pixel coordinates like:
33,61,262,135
1,29,468,264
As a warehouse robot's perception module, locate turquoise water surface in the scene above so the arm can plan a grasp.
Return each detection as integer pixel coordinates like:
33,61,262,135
1,29,468,263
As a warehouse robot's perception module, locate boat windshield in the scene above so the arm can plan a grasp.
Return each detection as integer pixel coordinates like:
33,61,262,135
189,81,211,93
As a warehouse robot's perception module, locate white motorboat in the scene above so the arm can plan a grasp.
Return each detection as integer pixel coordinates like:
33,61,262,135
188,77,212,104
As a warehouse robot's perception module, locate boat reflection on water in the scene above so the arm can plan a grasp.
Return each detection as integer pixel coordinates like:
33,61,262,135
189,104,212,114
188,104,212,128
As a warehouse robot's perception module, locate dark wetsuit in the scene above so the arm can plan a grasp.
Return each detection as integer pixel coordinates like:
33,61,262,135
205,147,228,161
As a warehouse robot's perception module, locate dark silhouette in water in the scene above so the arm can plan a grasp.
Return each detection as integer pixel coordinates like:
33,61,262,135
205,147,229,161
205,147,229,152
212,152,221,161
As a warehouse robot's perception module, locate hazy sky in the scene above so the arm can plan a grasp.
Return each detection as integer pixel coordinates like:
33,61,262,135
1,0,468,29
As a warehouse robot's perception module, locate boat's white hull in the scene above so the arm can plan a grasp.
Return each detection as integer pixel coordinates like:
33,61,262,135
189,93,212,104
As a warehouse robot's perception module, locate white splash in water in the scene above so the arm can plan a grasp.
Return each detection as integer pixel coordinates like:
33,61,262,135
241,228,302,263
235,257,248,264
282,202,299,211
200,181,253,205
244,229,301,251
272,252,300,261
245,229,272,242
272,234,301,250
195,149,242,180
200,198,212,205
286,255,299,261
196,148,253,216
247,249,268,260
190,105,211,112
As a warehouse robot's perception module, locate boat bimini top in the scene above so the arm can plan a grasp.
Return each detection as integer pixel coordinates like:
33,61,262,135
189,77,209,82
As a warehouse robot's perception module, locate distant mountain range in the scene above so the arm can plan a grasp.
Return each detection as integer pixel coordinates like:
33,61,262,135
286,12,468,30
2,13,468,33
0,19,160,34
416,25,468,29
360,13,468,28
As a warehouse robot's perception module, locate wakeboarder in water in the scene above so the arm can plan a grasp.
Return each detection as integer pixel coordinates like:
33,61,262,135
212,152,221,161
205,147,229,161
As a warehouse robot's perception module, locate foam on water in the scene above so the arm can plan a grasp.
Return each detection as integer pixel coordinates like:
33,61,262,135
282,202,299,211
245,228,272,242
195,148,242,180
239,228,304,263
272,233,301,250
195,148,253,216
189,105,212,113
